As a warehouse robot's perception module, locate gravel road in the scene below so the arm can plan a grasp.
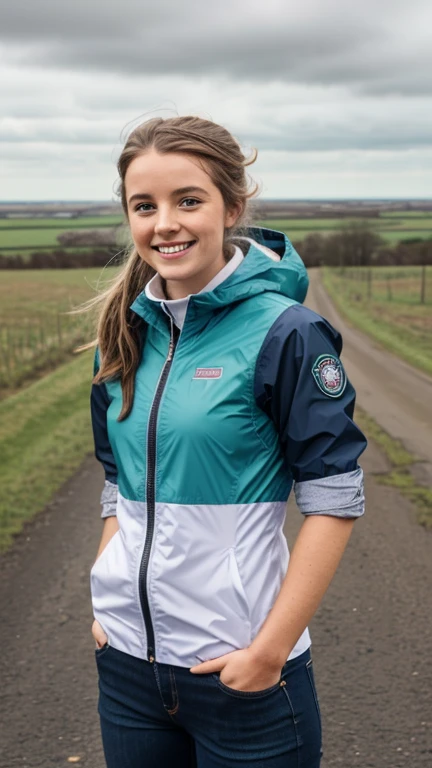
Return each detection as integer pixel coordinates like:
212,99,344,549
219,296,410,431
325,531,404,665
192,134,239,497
0,271,431,767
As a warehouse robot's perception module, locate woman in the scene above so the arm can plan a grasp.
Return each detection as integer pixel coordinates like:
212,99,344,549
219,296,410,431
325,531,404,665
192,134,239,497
86,115,367,767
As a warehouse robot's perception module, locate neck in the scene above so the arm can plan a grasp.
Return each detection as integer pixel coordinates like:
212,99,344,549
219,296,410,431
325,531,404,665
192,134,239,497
162,245,235,300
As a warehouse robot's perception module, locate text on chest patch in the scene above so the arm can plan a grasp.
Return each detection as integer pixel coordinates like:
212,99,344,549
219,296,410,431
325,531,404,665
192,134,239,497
193,367,223,380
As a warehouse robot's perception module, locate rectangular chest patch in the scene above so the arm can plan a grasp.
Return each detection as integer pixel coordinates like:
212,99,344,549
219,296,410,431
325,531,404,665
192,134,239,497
193,367,223,380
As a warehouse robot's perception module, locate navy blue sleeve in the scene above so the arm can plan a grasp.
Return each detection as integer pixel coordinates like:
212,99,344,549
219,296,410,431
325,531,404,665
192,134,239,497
91,348,118,517
254,304,367,517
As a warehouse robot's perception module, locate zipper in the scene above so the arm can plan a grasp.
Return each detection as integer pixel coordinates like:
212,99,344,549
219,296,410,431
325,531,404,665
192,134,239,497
138,317,180,663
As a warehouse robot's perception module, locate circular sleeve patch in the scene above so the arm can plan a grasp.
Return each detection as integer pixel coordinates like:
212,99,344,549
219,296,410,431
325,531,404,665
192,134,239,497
312,354,347,397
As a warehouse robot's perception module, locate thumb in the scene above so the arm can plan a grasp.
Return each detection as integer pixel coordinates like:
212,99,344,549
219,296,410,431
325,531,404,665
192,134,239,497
92,619,108,648
189,654,230,675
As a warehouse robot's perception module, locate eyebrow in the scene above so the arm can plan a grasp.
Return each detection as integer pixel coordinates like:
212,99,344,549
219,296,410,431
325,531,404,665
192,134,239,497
128,186,209,205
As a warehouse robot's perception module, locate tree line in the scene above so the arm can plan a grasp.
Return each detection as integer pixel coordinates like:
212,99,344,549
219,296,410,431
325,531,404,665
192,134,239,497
292,223,432,268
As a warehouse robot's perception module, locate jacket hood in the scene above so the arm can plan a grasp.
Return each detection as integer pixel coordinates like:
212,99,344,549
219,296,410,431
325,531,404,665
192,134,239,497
130,226,308,324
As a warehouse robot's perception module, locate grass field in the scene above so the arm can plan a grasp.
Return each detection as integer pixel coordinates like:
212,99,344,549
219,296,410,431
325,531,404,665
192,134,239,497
0,215,124,229
322,266,432,376
0,349,95,551
0,214,124,256
0,267,119,393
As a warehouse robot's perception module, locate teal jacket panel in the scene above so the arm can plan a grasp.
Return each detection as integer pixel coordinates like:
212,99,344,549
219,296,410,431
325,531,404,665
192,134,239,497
103,228,308,505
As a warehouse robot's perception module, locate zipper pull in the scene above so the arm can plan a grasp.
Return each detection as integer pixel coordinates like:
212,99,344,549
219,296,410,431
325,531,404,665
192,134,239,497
167,318,180,362
166,318,174,361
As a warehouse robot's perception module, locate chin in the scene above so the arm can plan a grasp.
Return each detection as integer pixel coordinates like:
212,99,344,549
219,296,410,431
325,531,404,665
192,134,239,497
158,263,197,280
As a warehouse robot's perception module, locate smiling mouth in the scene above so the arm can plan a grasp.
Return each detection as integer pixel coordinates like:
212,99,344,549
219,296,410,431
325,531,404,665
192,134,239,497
153,240,196,254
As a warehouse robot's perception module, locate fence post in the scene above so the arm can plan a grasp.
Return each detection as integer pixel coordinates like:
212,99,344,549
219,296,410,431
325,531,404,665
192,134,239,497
367,268,372,300
57,313,62,346
420,263,426,305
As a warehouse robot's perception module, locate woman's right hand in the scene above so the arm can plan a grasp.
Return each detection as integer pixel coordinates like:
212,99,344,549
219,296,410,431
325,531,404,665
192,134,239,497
92,618,108,649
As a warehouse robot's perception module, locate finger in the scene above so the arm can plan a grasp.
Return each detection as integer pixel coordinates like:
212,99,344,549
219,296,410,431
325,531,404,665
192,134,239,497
190,656,229,674
92,626,108,648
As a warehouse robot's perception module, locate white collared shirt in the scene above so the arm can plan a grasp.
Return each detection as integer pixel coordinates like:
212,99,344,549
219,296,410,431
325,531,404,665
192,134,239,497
145,245,245,330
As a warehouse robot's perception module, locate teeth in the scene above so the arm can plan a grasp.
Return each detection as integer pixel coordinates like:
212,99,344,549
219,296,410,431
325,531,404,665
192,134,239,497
157,242,193,254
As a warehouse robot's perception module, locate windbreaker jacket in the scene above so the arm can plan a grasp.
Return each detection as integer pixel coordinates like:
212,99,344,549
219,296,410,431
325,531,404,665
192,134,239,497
90,227,367,668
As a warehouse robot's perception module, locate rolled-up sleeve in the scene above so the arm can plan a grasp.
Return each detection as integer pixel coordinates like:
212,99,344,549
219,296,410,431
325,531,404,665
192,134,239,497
91,348,118,518
254,304,367,519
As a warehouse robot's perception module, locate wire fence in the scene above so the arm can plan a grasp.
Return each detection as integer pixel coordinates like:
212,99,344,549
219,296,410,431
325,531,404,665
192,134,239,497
334,265,432,305
0,310,95,391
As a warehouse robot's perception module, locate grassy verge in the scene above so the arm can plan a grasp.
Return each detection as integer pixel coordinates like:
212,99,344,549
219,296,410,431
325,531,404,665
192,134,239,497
0,349,95,552
355,408,432,528
322,267,432,377
0,267,119,394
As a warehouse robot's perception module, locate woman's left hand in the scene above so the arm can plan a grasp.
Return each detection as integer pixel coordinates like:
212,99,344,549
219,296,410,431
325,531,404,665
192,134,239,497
189,647,283,692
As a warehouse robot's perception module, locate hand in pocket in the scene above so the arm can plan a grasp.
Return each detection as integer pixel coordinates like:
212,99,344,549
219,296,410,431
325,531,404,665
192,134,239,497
92,618,108,649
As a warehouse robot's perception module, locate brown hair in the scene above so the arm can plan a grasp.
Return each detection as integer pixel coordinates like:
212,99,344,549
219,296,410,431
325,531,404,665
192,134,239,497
76,115,259,420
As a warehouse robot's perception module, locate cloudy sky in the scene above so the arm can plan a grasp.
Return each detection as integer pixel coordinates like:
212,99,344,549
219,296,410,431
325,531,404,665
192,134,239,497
1,0,431,201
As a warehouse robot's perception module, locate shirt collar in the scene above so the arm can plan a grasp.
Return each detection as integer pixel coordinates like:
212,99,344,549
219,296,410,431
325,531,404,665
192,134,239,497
145,244,244,304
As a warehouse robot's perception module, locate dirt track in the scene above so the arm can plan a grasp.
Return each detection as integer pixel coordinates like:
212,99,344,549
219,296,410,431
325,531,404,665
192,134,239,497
0,271,431,767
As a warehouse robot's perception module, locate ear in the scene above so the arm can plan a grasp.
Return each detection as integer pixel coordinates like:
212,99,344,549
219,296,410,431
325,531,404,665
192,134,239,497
224,201,243,229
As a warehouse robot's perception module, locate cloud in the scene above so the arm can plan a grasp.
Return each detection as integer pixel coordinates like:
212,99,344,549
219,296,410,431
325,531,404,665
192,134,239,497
1,74,430,153
1,0,431,199
1,0,431,96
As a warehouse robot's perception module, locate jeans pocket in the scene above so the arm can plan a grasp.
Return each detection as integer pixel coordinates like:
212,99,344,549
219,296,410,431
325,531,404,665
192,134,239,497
305,658,322,724
95,641,110,659
212,660,289,699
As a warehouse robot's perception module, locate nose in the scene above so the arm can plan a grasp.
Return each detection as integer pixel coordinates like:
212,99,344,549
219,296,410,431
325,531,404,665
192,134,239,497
154,206,181,236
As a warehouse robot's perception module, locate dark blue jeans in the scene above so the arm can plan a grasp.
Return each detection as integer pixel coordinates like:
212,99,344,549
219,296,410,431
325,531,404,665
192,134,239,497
95,644,322,767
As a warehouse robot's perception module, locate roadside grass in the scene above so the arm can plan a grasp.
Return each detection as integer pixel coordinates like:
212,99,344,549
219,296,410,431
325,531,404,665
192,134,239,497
355,408,432,528
322,267,432,377
0,267,119,393
0,349,96,552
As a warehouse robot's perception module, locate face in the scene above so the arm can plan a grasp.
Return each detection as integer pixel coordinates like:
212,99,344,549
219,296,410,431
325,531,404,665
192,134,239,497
124,149,242,299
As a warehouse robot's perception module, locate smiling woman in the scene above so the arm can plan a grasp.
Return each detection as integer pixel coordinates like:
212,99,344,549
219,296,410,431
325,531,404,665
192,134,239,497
74,115,366,768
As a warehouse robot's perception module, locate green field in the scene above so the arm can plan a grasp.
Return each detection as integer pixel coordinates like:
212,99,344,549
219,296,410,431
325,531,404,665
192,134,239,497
0,228,84,248
0,215,124,228
0,267,119,393
322,266,432,376
0,349,95,551
379,211,432,218
0,214,124,255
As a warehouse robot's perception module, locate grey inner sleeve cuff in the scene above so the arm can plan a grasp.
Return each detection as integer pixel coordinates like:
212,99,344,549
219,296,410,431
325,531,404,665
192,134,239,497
100,479,118,518
294,468,365,518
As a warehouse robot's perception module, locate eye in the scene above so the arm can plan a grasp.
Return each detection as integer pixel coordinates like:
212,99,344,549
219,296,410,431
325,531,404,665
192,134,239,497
181,198,200,208
135,202,153,212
